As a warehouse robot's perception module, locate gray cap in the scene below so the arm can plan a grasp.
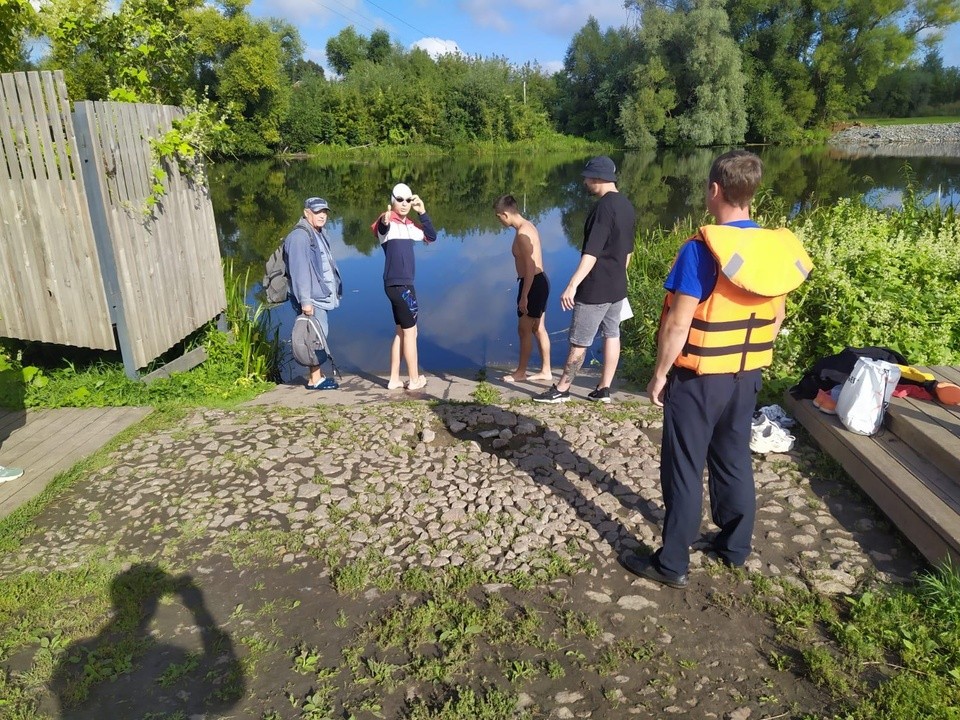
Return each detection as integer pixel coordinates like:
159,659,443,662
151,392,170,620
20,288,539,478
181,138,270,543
305,197,330,213
581,156,617,182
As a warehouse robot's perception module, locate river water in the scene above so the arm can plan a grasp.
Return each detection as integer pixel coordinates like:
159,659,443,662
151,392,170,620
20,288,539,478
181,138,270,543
208,145,960,379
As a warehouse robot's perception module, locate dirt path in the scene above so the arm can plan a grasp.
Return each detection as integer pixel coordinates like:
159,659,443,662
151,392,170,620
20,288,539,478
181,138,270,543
0,401,922,719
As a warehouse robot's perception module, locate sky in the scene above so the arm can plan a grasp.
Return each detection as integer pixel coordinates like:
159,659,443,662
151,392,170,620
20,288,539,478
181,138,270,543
247,0,960,75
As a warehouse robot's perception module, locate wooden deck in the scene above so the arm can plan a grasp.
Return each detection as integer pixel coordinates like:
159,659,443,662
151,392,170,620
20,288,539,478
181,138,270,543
0,406,152,519
784,366,960,567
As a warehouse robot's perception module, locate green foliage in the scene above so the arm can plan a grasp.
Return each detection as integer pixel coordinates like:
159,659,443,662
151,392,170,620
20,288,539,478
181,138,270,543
864,50,960,118
146,95,230,212
824,561,960,718
39,0,203,104
775,190,960,374
34,0,298,157
619,183,960,387
619,0,747,147
555,17,641,141
284,43,558,152
0,0,36,72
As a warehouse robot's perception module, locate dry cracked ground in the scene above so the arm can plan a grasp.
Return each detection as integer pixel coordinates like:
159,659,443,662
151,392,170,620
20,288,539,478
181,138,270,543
0,400,924,719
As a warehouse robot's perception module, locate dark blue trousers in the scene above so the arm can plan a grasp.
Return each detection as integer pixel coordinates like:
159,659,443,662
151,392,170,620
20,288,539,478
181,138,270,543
657,367,762,576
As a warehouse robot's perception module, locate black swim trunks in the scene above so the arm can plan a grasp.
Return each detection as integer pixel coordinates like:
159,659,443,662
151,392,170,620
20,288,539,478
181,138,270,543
386,284,418,329
517,272,549,319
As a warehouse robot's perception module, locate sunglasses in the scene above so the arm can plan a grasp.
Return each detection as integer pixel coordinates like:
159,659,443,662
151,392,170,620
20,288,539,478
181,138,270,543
393,196,413,203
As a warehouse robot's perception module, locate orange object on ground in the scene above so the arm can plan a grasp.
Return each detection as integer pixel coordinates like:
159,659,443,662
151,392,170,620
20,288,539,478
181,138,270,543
934,381,960,405
813,388,837,414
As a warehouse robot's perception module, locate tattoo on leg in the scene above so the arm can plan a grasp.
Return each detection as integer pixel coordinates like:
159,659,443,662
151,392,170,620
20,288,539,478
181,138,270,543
562,347,586,384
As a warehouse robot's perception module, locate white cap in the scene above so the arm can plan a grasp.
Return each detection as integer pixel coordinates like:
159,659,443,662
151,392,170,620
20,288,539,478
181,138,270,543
391,183,413,201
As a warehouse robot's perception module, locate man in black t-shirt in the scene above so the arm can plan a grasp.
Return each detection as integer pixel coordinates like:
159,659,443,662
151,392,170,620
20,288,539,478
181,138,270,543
534,156,636,404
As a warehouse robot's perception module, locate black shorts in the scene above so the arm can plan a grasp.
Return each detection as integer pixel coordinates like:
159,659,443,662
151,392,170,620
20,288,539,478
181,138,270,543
517,272,549,319
386,284,418,329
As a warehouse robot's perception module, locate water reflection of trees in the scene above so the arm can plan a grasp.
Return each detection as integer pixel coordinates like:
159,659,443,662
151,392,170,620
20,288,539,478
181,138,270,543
210,147,960,280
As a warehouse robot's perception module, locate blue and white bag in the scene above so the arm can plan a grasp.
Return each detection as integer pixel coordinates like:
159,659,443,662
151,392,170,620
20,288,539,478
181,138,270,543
835,357,901,436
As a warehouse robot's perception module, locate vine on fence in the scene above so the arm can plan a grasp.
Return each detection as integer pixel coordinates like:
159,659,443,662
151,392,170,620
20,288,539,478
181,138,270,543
145,96,231,215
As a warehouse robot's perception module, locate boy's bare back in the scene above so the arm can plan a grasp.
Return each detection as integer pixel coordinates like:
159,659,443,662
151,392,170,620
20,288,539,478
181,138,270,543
512,219,545,277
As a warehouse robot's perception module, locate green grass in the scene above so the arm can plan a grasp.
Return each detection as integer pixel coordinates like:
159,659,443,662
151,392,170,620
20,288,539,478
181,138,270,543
852,116,960,125
0,261,279,410
748,560,960,720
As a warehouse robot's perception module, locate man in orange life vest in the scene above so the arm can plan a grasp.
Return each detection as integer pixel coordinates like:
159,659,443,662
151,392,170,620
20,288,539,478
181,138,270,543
623,150,813,589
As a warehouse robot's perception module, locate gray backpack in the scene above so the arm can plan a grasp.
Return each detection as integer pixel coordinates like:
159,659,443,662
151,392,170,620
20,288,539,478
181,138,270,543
262,243,288,305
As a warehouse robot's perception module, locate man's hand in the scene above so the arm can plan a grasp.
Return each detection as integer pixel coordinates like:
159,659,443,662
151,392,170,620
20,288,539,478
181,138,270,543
302,304,314,317
518,297,528,315
647,374,667,407
411,195,425,213
380,205,391,225
560,284,577,311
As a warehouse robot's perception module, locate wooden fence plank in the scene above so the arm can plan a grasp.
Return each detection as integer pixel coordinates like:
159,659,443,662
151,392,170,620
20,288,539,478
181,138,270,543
0,77,30,337
0,72,113,350
2,73,54,341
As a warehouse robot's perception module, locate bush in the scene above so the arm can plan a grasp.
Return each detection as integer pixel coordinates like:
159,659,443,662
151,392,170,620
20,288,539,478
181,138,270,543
777,196,960,375
619,192,960,388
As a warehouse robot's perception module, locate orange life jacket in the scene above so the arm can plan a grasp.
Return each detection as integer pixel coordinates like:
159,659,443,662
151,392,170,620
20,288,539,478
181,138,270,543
664,224,813,375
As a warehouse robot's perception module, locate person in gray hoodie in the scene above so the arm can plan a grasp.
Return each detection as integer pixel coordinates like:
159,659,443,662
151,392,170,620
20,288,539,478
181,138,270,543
284,197,343,389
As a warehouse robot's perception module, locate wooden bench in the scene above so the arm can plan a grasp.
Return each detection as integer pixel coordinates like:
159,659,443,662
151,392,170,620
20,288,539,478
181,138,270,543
783,366,960,567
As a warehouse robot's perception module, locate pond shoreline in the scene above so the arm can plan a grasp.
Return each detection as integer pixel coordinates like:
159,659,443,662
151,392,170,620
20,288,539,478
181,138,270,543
830,121,960,145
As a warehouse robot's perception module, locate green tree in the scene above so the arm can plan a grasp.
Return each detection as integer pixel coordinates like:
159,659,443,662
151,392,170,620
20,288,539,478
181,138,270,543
0,0,35,72
366,28,393,64
555,17,642,140
726,0,960,128
33,0,298,155
325,26,367,76
622,0,747,146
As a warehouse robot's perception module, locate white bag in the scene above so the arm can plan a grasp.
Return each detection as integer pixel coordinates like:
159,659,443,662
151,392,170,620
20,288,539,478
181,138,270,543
835,358,901,436
618,299,634,322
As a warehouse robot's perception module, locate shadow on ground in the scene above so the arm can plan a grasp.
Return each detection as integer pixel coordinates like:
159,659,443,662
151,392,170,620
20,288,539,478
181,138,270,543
49,563,245,719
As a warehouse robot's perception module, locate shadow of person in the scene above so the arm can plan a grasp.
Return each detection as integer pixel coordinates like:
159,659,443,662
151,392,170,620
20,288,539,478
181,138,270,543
0,352,26,450
431,402,664,565
50,563,245,719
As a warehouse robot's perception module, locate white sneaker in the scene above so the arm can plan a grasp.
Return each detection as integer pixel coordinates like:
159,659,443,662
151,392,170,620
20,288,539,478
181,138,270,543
0,465,24,482
758,404,795,428
750,417,795,453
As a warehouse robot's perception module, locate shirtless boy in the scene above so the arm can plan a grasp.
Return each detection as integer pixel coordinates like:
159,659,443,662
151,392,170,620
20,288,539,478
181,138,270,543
494,194,553,383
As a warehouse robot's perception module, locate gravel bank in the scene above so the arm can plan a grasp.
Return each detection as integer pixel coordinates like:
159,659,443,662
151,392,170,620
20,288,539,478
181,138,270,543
831,122,960,145
830,121,960,157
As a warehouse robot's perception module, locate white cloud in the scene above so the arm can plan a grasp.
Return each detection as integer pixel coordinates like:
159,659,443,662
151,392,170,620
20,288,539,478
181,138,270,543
254,0,364,26
458,0,631,38
457,0,510,32
540,60,564,75
412,37,464,59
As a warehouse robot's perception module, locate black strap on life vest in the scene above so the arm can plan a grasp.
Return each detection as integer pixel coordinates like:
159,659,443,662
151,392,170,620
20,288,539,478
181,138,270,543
682,313,774,372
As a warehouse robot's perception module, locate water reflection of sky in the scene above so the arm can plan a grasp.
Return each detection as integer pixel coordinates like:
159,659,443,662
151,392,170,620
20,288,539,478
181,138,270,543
270,208,595,381
218,147,959,381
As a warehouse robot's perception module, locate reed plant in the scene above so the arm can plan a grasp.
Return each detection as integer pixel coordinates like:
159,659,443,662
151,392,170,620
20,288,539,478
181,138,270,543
222,259,281,383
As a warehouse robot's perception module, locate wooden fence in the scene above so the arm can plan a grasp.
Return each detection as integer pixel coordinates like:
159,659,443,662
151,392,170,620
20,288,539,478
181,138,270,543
0,71,115,350
0,71,226,375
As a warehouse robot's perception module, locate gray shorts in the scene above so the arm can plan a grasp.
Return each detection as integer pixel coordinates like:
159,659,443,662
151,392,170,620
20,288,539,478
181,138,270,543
569,300,624,347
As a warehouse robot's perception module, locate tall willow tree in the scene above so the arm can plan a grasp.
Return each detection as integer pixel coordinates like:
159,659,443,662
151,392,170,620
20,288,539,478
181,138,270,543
725,0,960,135
554,17,642,140
620,0,747,147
